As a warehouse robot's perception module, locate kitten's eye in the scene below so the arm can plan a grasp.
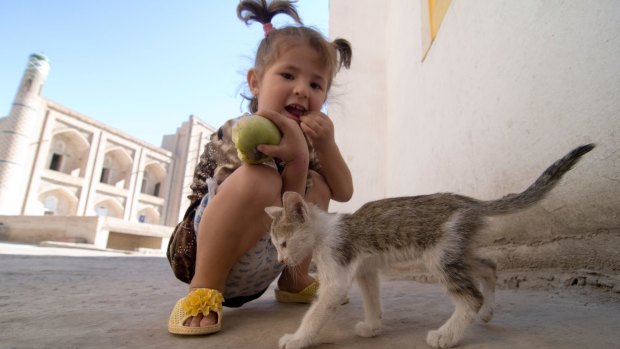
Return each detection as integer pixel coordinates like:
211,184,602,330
281,241,287,248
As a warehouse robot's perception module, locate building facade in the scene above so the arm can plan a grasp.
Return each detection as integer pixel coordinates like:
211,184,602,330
0,54,214,226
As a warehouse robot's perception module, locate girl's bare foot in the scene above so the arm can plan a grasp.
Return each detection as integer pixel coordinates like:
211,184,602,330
277,267,315,293
185,312,218,327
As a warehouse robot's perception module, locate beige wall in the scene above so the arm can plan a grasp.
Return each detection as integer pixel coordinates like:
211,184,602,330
329,0,620,271
328,1,389,211
0,215,172,251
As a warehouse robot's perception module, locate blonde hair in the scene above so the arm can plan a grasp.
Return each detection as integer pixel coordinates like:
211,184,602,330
237,0,352,112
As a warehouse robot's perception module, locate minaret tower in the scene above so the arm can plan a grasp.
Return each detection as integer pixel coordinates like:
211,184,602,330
0,53,50,214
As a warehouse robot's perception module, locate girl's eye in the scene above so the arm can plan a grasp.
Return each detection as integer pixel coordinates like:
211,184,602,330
280,73,294,80
310,82,323,90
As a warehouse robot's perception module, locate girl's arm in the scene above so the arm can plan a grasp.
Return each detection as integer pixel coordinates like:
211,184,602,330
313,141,353,202
300,112,353,202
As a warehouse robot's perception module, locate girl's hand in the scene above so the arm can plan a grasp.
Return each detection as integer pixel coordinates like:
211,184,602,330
300,111,335,150
256,110,309,166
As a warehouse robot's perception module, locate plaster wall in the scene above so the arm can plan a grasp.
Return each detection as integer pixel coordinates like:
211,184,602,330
328,1,389,212
0,215,172,251
329,0,620,272
0,216,102,245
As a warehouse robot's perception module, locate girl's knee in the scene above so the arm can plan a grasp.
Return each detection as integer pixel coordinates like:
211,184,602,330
222,164,282,201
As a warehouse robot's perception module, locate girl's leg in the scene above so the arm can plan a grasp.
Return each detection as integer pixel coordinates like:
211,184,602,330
188,164,282,327
278,170,331,292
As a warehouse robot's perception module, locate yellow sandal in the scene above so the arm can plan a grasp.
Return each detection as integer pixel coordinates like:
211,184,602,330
274,280,319,304
275,280,349,305
168,288,224,335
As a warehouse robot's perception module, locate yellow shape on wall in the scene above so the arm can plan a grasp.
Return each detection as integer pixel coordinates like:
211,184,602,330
421,0,453,60
429,0,452,39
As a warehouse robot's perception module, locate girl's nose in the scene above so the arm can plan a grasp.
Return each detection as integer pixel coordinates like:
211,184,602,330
293,84,308,98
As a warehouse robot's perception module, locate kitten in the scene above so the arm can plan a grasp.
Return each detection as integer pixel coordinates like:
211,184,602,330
265,144,595,349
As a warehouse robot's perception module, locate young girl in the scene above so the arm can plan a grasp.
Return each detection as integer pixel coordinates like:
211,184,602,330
168,0,353,335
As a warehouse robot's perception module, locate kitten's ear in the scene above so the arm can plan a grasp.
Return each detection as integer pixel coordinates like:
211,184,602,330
291,201,307,223
283,191,308,223
265,206,283,219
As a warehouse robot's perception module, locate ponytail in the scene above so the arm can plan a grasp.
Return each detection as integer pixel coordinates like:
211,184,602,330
333,38,352,72
237,0,302,27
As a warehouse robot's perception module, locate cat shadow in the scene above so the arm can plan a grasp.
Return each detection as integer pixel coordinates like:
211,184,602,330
221,294,314,338
220,283,513,348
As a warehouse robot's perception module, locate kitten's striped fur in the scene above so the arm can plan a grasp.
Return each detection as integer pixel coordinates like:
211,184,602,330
266,144,594,349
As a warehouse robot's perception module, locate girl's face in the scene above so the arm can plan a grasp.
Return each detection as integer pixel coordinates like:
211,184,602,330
248,44,330,123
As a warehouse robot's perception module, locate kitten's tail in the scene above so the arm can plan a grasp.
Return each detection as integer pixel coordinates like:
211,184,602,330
477,143,595,216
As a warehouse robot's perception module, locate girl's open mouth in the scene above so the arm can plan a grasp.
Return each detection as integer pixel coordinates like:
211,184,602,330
285,105,305,122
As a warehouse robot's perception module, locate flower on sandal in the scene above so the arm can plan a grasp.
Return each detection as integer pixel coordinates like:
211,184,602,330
182,289,224,316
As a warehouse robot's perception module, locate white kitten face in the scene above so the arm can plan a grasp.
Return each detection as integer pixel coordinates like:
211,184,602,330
266,208,306,266
265,192,313,266
271,223,299,266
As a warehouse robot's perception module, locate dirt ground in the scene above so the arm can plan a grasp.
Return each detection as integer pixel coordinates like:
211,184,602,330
0,241,618,349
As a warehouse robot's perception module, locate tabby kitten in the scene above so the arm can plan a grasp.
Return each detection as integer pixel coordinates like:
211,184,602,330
265,144,594,349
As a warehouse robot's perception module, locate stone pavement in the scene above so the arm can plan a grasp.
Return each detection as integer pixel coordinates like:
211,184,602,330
0,242,618,349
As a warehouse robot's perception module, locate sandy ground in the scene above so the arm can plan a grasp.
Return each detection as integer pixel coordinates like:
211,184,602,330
1,241,618,349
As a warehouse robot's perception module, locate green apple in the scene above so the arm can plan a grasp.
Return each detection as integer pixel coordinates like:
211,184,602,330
232,114,282,164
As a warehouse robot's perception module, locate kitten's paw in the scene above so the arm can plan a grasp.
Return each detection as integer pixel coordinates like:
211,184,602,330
478,305,494,323
354,321,381,338
426,329,458,348
279,333,311,349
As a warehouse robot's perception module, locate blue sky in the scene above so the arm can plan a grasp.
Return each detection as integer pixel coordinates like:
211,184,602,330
0,0,328,146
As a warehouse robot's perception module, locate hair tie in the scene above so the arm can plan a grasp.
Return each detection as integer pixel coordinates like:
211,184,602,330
263,22,275,37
